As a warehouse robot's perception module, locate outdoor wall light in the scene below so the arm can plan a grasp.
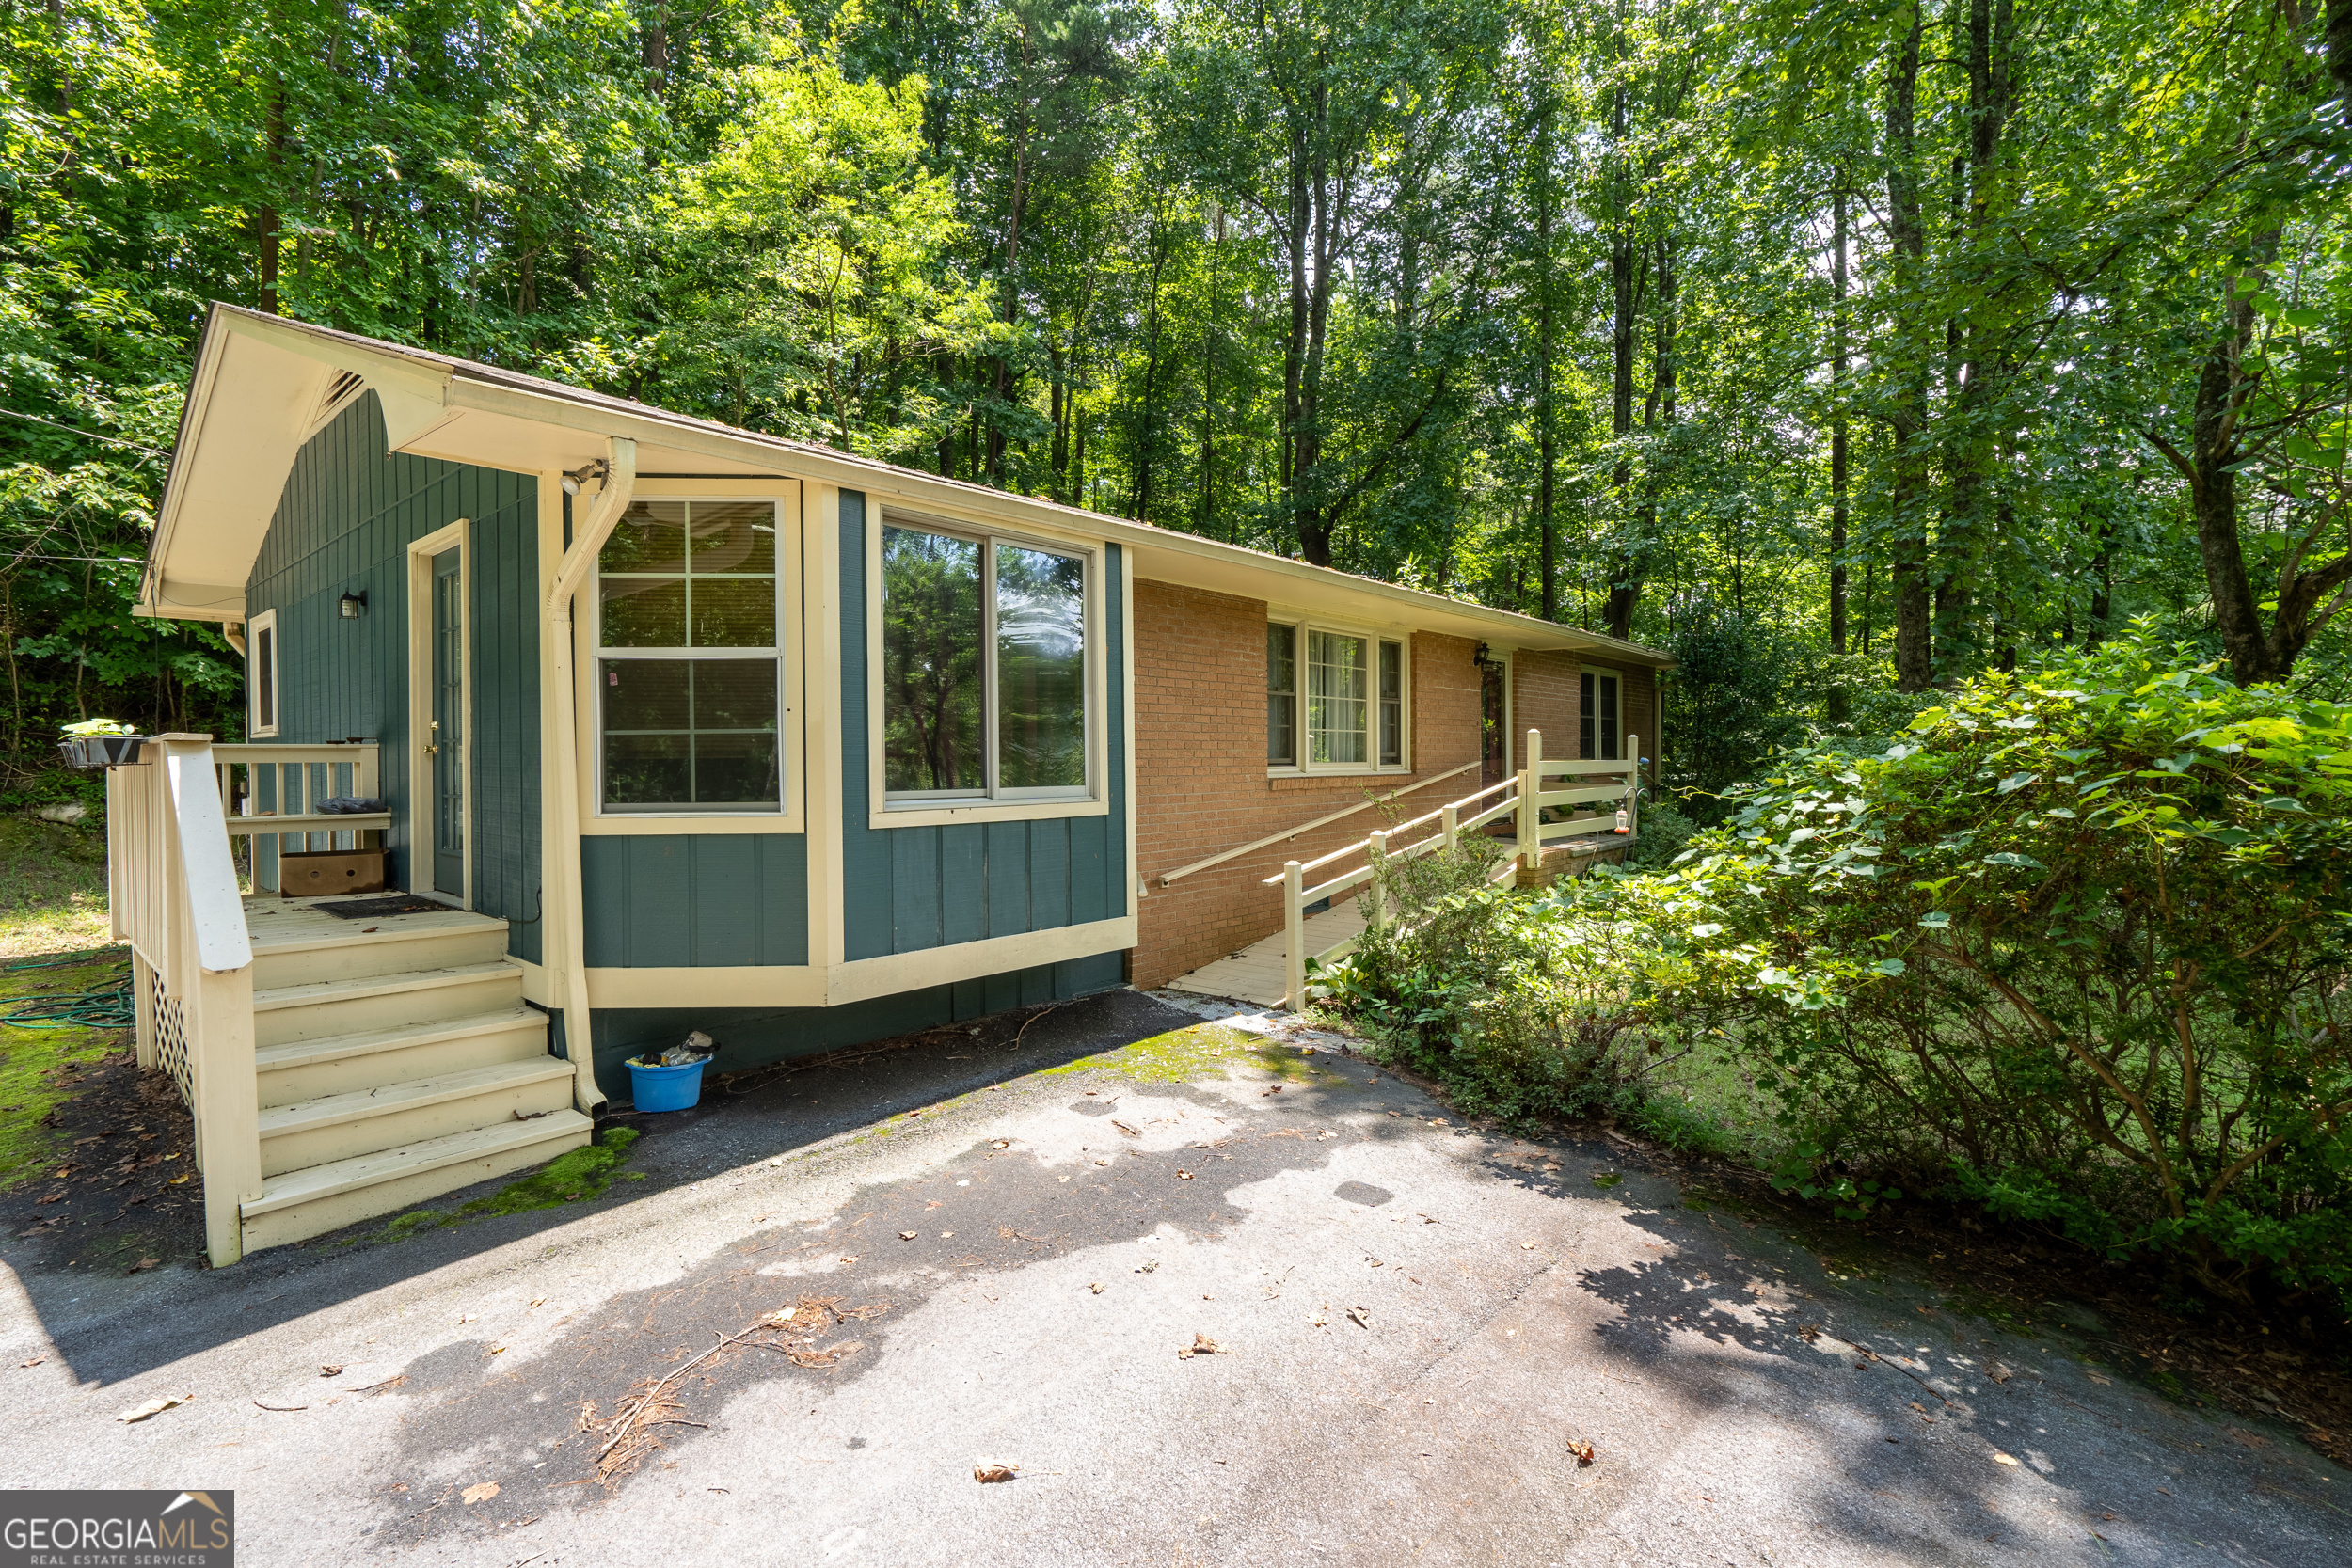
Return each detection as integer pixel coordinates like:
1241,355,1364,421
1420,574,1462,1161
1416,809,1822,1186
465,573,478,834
560,458,611,498
339,591,367,619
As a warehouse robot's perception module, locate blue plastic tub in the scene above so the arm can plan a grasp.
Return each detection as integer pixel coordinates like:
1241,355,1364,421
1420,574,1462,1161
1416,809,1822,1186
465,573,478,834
627,1057,707,1112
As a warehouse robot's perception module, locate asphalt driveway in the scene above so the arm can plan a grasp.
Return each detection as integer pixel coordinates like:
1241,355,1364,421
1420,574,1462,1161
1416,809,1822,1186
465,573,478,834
2,989,2345,1566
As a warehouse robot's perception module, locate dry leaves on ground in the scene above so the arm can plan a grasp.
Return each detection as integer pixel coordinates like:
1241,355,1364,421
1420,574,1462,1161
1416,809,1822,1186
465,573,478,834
1177,1333,1226,1359
1566,1440,1596,1466
974,1462,1019,1483
116,1393,189,1423
461,1482,500,1505
587,1293,892,1487
1346,1307,1371,1330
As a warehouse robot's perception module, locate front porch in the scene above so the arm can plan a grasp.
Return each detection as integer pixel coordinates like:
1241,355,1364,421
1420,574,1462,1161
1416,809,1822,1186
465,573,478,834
112,737,590,1265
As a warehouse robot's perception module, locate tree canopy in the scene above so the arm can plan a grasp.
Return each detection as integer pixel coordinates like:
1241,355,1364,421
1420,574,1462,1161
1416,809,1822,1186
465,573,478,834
3,0,2348,805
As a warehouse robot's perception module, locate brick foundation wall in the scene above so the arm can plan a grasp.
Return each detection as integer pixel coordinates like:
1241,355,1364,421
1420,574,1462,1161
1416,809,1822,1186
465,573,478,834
1130,579,1485,990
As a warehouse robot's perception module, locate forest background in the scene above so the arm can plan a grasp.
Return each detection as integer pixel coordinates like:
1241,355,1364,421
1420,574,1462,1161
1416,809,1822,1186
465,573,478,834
3,0,2349,815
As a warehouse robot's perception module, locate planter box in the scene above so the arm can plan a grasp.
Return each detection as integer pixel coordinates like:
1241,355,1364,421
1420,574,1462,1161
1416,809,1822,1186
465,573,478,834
58,736,149,770
280,849,388,896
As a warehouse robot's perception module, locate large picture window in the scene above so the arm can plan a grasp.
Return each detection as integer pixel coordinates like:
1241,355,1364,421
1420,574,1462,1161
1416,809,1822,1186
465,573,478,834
881,520,1090,802
596,499,784,813
1267,618,1406,774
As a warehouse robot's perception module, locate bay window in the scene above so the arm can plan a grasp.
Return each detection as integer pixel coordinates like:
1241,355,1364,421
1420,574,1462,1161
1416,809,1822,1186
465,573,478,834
1266,617,1407,774
596,499,785,813
880,518,1092,805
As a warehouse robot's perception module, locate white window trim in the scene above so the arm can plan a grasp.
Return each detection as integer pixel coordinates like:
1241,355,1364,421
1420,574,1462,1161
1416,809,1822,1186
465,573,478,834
247,608,280,738
1581,663,1626,762
1265,613,1412,778
866,506,1109,830
589,495,797,821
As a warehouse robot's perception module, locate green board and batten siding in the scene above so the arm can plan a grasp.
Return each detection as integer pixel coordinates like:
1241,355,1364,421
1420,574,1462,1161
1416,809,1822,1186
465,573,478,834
580,835,807,966
245,417,1125,1096
581,492,1128,1093
837,489,1129,961
244,394,543,963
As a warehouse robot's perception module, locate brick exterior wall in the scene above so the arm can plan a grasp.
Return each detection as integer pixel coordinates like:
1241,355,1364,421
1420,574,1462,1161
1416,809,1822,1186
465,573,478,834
1511,651,1659,771
1130,579,1485,990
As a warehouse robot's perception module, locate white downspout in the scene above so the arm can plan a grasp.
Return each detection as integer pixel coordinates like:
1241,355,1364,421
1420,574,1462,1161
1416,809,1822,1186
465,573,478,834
544,438,637,1111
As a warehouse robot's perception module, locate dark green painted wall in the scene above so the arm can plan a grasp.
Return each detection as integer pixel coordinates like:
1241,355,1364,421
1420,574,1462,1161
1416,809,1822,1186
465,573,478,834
590,949,1124,1099
837,490,1129,961
580,834,806,966
245,393,544,962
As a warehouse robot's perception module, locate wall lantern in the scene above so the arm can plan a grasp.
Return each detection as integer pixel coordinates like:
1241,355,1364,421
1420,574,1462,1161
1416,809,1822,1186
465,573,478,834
560,458,610,498
339,591,367,619
1472,641,1504,670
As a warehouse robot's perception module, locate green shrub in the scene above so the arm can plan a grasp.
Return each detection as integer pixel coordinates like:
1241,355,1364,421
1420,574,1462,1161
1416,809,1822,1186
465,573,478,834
1610,638,2352,1311
1626,798,1700,871
1319,842,1684,1126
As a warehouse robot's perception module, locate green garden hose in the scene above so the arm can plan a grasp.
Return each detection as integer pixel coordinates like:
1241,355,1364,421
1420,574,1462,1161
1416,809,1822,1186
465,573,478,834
1,948,135,1031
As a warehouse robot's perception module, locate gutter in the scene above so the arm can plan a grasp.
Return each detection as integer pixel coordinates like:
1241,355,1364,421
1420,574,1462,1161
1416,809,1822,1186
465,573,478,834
541,438,638,1111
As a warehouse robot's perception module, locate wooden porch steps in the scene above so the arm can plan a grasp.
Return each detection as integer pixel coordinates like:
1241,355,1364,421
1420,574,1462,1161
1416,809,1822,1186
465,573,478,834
240,1111,596,1253
233,896,592,1252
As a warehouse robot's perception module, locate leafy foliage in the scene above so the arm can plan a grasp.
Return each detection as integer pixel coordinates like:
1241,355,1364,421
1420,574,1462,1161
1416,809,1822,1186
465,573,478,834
1608,640,2352,1308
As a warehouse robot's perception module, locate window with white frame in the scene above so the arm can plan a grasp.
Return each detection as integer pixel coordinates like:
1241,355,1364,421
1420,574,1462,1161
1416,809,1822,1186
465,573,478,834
247,609,279,738
1266,619,1406,772
1580,668,1622,760
596,499,785,813
880,519,1091,801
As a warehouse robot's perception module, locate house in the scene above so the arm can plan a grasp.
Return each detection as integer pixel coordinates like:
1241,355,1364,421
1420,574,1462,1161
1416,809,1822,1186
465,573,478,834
122,304,1673,1264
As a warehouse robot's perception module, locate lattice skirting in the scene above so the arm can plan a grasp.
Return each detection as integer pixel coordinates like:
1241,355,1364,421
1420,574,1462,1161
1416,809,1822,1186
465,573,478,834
148,967,194,1114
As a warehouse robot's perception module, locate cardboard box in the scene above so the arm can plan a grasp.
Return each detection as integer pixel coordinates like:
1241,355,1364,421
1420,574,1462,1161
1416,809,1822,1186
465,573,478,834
280,849,387,895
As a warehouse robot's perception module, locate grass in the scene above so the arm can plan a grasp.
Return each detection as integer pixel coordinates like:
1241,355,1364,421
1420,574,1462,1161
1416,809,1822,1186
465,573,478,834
364,1127,646,1242
1031,1022,1343,1085
0,816,114,958
0,952,133,1190
0,817,132,1190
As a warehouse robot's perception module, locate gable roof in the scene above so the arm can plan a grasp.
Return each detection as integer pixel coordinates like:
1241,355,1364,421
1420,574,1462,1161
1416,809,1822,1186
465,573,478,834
144,303,1673,667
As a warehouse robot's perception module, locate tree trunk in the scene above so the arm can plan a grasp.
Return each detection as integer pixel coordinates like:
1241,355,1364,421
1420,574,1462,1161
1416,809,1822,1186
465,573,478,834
1535,85,1558,621
1886,1,1933,691
1602,59,1638,640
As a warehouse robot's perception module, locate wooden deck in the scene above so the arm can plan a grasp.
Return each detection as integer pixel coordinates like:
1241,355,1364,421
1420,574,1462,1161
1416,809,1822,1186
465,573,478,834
241,893,505,953
1160,900,1370,1009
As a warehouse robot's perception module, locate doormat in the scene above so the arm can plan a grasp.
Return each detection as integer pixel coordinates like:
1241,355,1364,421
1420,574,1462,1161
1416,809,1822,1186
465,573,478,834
311,895,454,920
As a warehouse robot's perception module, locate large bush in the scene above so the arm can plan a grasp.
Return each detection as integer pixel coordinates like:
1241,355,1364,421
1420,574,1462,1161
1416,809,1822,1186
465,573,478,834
1321,843,1677,1125
1614,640,2352,1310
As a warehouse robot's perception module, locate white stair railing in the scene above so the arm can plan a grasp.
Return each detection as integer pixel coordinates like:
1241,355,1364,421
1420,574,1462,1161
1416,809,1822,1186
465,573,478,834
214,741,385,889
1265,728,1642,1009
107,734,260,1267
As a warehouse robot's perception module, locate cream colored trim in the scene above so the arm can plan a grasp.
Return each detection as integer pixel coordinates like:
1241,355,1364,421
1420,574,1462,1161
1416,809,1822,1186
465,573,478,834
405,519,472,907
809,483,846,972
1120,547,1138,918
246,609,279,737
512,956,548,1005
826,916,1135,1006
547,442,637,1114
577,480,807,834
875,796,1110,830
863,506,1109,830
1264,611,1413,779
581,915,1132,1008
586,965,825,1009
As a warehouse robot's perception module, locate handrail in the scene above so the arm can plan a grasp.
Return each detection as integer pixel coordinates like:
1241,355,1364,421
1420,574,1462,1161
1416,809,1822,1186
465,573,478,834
1272,727,1641,1007
165,745,255,974
219,741,382,885
1155,759,1478,887
108,734,262,1269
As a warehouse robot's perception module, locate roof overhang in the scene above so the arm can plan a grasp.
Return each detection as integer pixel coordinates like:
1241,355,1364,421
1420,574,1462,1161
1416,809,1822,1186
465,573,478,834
144,305,1673,667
